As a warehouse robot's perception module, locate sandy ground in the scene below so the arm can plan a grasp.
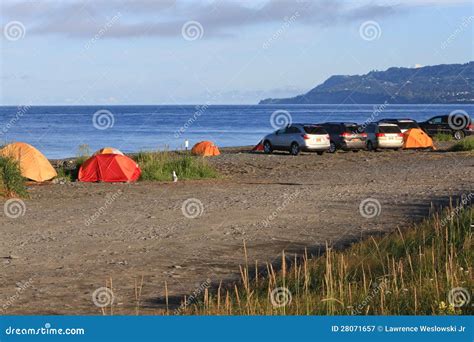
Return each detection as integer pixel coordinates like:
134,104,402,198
0,146,472,314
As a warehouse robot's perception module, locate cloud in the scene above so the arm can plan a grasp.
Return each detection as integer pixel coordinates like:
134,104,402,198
0,0,464,39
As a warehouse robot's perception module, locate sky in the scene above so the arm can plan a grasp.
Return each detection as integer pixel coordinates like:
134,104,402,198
0,0,473,105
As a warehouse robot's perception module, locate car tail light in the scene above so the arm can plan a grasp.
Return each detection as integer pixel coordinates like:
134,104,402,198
468,124,474,131
340,132,351,137
360,133,367,137
301,134,310,140
397,133,404,137
376,133,385,138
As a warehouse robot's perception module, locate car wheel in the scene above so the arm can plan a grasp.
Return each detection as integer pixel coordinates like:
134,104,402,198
290,142,300,156
352,150,359,153
367,140,375,151
263,140,273,154
453,130,465,140
328,141,337,153
394,148,399,151
317,151,324,156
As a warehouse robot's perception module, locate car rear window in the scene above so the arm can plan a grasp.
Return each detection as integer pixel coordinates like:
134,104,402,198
379,125,401,133
344,125,361,134
304,126,327,134
398,121,419,130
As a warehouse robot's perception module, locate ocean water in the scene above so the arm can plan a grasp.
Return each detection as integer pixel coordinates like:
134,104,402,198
0,104,472,159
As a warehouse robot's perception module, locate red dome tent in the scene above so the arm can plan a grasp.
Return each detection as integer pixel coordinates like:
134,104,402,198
78,154,141,182
251,140,264,152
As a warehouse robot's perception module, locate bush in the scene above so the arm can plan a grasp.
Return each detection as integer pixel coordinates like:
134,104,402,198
450,137,474,152
0,156,27,197
135,151,218,181
433,133,453,142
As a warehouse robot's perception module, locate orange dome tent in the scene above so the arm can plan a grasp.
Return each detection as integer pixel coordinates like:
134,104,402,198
78,154,141,182
93,147,124,156
0,142,57,182
191,141,220,156
403,128,435,150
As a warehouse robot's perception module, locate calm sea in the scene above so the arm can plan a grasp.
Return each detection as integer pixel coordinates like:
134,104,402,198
0,104,472,159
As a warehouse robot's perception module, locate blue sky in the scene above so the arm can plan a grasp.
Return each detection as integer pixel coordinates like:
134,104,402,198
0,0,473,105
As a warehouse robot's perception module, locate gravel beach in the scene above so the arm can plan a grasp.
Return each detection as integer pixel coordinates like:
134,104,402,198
0,146,472,314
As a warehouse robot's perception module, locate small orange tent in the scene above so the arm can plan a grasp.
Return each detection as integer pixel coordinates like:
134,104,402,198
93,147,124,156
191,141,220,156
403,128,435,149
0,142,57,182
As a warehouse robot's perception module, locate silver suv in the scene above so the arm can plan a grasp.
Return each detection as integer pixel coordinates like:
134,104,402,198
364,123,404,151
263,124,330,156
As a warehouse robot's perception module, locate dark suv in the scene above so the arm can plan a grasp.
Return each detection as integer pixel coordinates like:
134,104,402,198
321,122,367,153
418,114,473,140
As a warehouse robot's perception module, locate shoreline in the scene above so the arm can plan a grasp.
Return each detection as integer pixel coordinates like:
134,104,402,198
48,145,254,164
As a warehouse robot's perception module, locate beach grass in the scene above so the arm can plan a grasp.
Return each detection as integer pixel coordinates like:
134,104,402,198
135,151,218,182
55,167,73,182
0,156,27,197
55,144,91,181
433,133,453,142
450,137,474,152
176,204,473,315
76,144,91,166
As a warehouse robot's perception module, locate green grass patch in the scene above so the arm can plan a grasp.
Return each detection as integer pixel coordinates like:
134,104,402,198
0,156,27,197
55,144,91,181
55,167,73,182
433,133,453,142
450,137,474,152
176,205,473,315
135,151,218,181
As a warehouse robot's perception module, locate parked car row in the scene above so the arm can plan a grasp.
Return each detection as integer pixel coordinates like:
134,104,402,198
262,114,473,156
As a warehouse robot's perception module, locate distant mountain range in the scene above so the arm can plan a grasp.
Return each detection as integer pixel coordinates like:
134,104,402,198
259,62,474,104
